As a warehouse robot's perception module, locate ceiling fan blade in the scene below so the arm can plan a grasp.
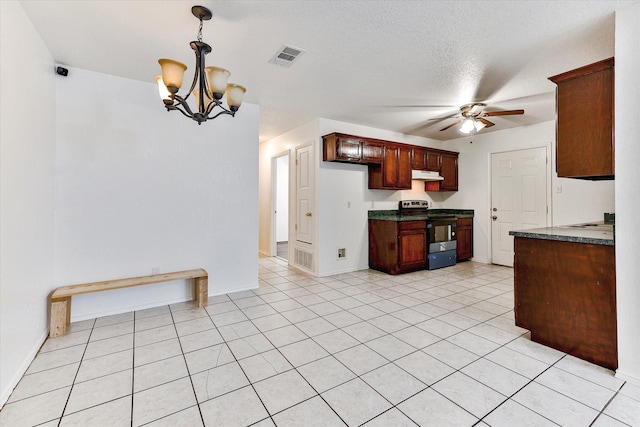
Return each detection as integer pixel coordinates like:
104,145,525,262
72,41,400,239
428,112,460,121
440,119,462,132
479,118,495,128
484,109,525,117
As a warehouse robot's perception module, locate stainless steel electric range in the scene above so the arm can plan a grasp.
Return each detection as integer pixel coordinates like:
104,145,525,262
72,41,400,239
399,200,457,270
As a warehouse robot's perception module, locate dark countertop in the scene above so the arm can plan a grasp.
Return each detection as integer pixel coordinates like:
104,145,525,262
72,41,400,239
509,221,614,246
368,209,474,221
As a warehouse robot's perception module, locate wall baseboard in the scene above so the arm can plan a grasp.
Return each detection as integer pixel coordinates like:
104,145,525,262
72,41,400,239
615,369,640,386
0,329,48,408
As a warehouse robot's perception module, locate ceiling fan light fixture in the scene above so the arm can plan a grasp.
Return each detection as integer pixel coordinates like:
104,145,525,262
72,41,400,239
460,118,476,134
474,120,486,131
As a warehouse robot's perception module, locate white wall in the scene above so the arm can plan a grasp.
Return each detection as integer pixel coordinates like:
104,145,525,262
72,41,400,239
317,119,444,276
445,121,615,263
259,119,319,257
54,67,260,320
0,1,57,405
614,2,640,385
276,155,289,242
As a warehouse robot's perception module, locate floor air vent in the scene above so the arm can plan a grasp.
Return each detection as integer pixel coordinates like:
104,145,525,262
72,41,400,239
269,45,305,67
294,248,313,270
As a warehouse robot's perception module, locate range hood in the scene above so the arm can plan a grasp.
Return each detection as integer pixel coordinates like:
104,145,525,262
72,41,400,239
411,170,444,181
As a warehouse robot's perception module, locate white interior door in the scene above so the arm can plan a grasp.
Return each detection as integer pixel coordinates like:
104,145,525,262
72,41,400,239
491,147,548,267
295,144,313,245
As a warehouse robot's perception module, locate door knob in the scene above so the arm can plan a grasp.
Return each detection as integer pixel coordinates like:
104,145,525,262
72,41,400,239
306,212,312,217
492,216,498,221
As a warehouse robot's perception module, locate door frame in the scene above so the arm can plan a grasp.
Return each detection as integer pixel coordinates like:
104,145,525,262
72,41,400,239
487,143,552,265
270,149,291,258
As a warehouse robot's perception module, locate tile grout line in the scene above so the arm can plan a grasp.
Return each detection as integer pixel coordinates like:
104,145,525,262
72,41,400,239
56,317,96,427
226,294,350,426
166,303,207,427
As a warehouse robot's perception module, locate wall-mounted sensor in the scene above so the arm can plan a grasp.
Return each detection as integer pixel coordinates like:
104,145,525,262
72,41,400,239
56,66,68,76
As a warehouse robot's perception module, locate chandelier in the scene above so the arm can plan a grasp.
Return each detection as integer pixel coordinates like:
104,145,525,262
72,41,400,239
156,6,246,125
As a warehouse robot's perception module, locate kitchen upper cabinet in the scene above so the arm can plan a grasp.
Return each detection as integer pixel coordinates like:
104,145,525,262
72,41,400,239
548,58,614,180
412,148,428,170
369,219,427,275
322,133,364,163
322,132,459,192
362,141,384,163
440,153,458,191
424,151,458,192
412,148,441,171
369,144,412,190
456,217,473,260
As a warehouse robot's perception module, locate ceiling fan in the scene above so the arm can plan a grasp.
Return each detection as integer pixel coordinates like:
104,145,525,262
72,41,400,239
438,103,524,134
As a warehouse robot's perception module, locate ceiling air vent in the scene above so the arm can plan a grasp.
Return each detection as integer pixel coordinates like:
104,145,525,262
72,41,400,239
269,45,305,68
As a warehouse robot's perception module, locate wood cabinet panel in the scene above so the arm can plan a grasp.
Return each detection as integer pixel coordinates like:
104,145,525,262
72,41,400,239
413,148,442,172
426,151,441,171
439,153,458,191
549,58,614,179
456,217,473,260
369,219,427,274
362,141,384,163
322,134,363,163
514,237,617,369
412,148,428,170
370,144,412,190
399,228,427,271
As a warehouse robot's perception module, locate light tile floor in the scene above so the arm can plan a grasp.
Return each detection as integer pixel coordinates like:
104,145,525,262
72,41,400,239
1,258,639,427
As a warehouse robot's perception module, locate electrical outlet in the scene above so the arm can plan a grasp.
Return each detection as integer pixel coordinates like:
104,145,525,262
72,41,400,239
337,248,346,260
555,184,563,194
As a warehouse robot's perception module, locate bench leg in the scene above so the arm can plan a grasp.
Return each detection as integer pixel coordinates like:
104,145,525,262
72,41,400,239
195,277,208,307
50,297,70,338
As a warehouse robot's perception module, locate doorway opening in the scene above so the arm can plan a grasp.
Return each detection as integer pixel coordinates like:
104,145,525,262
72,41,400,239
272,152,290,261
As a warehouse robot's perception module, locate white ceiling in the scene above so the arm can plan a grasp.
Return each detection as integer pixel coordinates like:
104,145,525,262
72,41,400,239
21,0,632,142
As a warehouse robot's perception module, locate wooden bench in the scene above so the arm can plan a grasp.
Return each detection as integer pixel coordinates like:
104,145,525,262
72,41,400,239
49,268,208,338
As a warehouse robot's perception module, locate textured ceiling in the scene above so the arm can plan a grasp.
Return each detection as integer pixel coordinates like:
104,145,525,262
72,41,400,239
20,0,632,142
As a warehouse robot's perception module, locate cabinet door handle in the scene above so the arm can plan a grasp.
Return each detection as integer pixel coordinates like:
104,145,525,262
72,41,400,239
306,212,312,217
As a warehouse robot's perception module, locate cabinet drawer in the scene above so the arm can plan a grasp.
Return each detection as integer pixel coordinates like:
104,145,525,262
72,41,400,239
399,221,426,231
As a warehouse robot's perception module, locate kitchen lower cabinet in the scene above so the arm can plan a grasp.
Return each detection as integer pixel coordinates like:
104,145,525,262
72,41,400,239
456,217,473,260
369,220,427,275
513,237,617,369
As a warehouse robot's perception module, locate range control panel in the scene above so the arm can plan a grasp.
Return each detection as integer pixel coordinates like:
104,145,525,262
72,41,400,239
400,200,429,209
